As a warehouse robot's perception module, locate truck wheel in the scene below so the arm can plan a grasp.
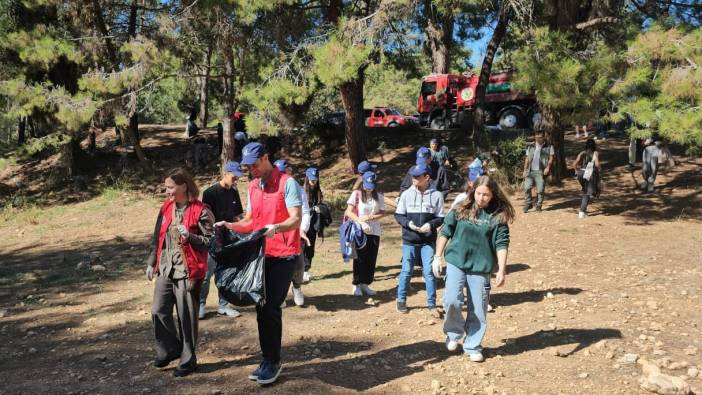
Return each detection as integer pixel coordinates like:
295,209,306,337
499,108,523,129
430,117,446,131
388,122,399,128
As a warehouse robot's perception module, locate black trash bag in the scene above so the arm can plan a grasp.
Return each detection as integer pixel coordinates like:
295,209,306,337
209,227,267,307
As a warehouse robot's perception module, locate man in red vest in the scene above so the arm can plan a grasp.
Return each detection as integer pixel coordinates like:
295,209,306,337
215,142,302,385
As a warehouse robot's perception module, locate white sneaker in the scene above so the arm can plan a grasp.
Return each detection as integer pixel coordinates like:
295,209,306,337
217,306,241,318
360,284,377,296
352,285,362,296
487,303,494,312
578,211,587,219
198,303,206,319
293,287,305,306
468,352,484,362
303,271,311,283
446,338,459,352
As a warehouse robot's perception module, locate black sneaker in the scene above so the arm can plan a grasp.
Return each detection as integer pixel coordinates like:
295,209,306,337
522,205,530,213
397,301,408,314
248,362,265,380
173,363,197,377
256,361,282,385
153,353,180,368
535,206,542,212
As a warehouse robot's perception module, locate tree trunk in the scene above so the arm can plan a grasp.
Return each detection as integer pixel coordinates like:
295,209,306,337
326,0,343,24
199,43,213,128
61,134,81,178
88,124,97,153
339,73,367,171
17,117,26,145
91,0,119,66
425,1,454,74
471,2,510,150
124,0,146,162
127,92,147,162
542,106,567,182
221,44,236,165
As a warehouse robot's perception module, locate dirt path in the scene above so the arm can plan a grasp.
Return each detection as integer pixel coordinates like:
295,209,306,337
1,130,700,394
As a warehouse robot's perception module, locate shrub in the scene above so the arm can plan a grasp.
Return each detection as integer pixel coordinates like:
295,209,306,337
495,135,527,185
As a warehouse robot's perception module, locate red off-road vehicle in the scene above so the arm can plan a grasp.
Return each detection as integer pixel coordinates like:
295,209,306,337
364,107,413,128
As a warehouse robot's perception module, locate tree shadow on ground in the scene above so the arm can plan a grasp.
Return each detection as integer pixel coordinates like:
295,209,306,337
489,328,622,357
490,287,583,308
283,340,449,391
506,263,530,274
313,264,401,282
304,280,424,312
0,237,148,308
197,339,374,374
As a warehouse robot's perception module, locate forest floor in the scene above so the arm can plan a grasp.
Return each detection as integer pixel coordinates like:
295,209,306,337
0,125,701,394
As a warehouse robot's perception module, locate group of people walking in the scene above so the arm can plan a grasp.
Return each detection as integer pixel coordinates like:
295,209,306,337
144,135,515,385
145,126,673,385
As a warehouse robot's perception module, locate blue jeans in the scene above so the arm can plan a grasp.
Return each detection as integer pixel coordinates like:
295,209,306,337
397,243,437,307
199,255,228,309
443,264,490,354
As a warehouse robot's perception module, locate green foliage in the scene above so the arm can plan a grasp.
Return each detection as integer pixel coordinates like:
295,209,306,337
364,62,420,114
612,25,702,149
511,28,620,125
139,77,187,124
496,134,527,183
313,35,373,88
17,133,70,157
4,26,82,70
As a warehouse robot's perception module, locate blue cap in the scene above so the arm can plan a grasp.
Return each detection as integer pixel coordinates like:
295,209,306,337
362,171,377,190
305,167,319,181
274,159,289,172
241,142,266,165
224,161,244,177
409,163,431,177
430,138,438,144
234,131,247,141
416,147,431,160
468,167,483,182
357,160,377,174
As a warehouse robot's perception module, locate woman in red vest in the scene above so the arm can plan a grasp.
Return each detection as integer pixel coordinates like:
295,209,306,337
145,167,214,377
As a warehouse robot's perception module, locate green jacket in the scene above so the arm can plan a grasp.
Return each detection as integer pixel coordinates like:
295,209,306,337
440,209,510,273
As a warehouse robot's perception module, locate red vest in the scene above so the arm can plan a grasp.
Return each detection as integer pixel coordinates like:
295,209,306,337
155,199,208,280
249,167,301,257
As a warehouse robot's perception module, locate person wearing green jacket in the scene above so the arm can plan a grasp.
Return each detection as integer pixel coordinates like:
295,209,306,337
432,175,515,362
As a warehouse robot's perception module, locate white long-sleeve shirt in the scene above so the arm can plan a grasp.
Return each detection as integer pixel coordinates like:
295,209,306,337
299,186,311,233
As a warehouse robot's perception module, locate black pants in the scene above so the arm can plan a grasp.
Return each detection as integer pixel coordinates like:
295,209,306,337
353,235,380,285
152,275,202,369
256,256,295,364
303,229,317,271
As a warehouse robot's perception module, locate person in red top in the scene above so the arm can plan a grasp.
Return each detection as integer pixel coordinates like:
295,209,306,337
215,142,302,385
145,168,214,377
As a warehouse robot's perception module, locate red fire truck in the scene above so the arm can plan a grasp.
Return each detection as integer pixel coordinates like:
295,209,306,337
417,70,540,130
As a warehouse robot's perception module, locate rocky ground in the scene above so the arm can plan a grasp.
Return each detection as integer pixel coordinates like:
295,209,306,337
0,126,700,394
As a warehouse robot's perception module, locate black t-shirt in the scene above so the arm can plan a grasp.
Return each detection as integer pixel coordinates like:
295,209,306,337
202,183,244,222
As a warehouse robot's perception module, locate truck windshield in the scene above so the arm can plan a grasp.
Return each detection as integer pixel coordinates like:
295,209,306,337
421,81,437,95
386,109,401,115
